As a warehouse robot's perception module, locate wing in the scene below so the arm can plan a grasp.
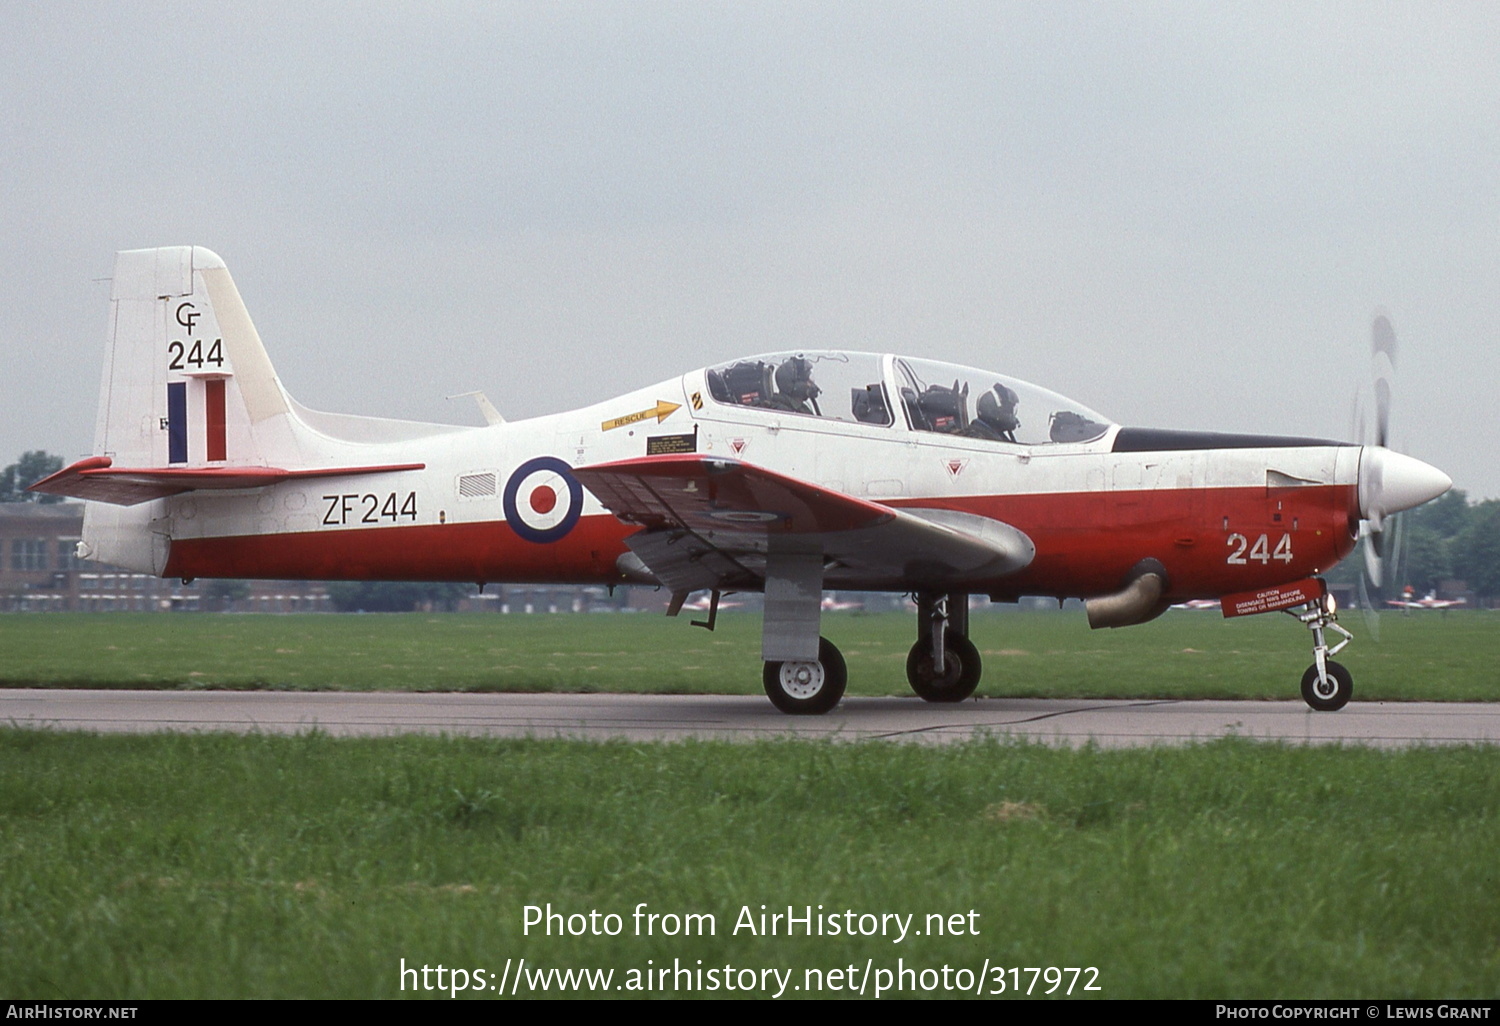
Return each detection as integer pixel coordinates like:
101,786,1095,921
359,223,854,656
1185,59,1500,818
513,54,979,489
573,454,1034,594
28,456,425,506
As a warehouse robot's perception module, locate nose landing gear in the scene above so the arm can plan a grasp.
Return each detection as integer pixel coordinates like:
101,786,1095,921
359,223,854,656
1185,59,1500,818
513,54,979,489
1292,593,1354,711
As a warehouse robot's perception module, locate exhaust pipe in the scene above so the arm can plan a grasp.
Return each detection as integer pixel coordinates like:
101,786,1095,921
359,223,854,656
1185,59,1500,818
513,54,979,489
1086,558,1170,630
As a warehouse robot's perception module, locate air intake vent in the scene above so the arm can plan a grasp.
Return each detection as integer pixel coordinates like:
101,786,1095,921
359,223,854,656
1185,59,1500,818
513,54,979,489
457,472,497,499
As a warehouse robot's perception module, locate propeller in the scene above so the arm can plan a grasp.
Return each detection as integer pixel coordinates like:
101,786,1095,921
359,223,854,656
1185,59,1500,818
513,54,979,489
1352,314,1449,636
1360,314,1398,591
1356,505,1406,641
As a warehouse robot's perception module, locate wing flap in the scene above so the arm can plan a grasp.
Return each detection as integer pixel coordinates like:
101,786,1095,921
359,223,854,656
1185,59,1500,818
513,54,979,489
28,456,425,506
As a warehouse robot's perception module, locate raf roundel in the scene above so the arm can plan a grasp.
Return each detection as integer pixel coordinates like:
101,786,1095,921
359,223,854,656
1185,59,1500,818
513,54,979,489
503,456,584,544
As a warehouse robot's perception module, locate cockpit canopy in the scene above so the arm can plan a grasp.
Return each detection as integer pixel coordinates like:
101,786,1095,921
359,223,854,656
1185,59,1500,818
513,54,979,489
703,351,1112,445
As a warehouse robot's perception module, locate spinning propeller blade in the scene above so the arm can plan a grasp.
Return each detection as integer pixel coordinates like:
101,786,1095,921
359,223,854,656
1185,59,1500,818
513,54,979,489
1371,313,1397,449
1354,314,1448,634
1356,566,1381,642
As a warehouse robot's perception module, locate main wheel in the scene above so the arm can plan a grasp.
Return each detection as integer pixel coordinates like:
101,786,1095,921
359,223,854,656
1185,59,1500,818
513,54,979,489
763,637,847,715
906,633,983,703
1300,660,1353,712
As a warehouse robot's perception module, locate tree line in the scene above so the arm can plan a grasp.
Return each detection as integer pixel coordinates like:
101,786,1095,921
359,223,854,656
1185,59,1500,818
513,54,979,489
0,451,63,504
1380,489,1500,599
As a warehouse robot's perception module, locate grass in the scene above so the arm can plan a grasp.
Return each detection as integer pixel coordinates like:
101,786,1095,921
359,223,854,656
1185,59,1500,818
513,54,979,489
2,730,1498,999
1,609,1496,701
4,610,1495,999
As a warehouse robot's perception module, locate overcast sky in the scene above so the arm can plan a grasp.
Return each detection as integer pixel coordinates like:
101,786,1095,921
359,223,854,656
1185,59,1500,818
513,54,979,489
3,2,1496,497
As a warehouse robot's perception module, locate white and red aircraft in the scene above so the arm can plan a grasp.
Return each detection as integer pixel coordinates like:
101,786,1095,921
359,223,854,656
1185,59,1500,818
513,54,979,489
32,247,1453,713
1387,589,1466,611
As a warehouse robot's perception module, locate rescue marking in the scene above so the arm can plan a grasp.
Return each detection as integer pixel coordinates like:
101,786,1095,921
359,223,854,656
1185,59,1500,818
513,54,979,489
690,391,703,411
601,400,681,432
503,456,584,543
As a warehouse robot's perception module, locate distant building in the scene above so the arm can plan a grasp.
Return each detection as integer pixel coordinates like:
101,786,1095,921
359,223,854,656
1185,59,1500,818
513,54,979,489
1,503,88,611
1,504,330,612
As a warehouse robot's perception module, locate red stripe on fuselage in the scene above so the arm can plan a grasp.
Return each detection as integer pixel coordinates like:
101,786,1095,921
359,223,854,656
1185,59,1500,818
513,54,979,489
165,515,638,584
163,482,1359,598
889,483,1358,598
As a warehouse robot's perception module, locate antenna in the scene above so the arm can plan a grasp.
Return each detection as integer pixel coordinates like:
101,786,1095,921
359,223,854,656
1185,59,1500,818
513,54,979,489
446,390,504,426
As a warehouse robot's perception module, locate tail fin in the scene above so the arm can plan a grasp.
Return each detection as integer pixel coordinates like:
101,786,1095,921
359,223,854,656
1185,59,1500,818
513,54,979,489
96,246,300,468
94,246,468,464
65,246,303,573
49,246,461,573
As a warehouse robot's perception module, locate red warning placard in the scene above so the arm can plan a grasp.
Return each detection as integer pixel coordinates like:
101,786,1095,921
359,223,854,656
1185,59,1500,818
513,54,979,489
1220,578,1326,618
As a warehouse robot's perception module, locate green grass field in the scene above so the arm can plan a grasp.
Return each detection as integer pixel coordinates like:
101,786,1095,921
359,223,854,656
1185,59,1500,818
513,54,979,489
2,730,1498,999
1,609,1496,701
4,611,1498,999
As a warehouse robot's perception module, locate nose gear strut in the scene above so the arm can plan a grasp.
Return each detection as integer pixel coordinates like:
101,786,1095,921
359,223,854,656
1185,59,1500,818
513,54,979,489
1290,591,1354,711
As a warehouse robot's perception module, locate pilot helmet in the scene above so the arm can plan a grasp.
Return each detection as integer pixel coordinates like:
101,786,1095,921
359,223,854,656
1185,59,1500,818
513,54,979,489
775,356,821,401
977,384,1020,431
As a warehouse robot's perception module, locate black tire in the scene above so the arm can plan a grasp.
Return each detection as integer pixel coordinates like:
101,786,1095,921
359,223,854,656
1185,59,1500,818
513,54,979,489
763,637,848,715
1300,660,1353,712
906,633,983,703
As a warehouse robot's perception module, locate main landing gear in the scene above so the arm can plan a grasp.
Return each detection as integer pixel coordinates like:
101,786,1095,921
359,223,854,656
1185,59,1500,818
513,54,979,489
763,637,847,714
1291,592,1354,711
759,592,985,713
906,592,983,703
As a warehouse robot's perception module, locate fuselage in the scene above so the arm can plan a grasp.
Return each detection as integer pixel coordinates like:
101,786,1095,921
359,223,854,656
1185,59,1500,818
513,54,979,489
159,352,1363,602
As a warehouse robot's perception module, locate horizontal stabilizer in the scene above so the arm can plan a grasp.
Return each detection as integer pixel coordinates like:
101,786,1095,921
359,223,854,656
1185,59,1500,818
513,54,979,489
28,456,425,507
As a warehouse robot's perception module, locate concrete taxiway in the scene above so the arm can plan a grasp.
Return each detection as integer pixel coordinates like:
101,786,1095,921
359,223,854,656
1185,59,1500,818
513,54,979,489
4,689,1499,747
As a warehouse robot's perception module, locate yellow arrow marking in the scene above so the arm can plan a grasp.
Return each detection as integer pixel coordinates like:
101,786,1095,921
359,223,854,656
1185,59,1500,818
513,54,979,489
601,400,682,432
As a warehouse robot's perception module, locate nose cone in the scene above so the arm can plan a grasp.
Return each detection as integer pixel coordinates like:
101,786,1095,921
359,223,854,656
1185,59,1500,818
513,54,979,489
1359,447,1452,520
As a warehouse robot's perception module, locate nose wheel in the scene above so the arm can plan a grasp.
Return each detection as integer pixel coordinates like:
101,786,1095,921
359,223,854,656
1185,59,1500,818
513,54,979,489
1301,660,1353,711
763,636,847,714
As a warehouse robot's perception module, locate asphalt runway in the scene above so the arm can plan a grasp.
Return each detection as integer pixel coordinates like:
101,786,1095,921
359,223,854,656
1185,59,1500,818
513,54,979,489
4,689,1500,747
